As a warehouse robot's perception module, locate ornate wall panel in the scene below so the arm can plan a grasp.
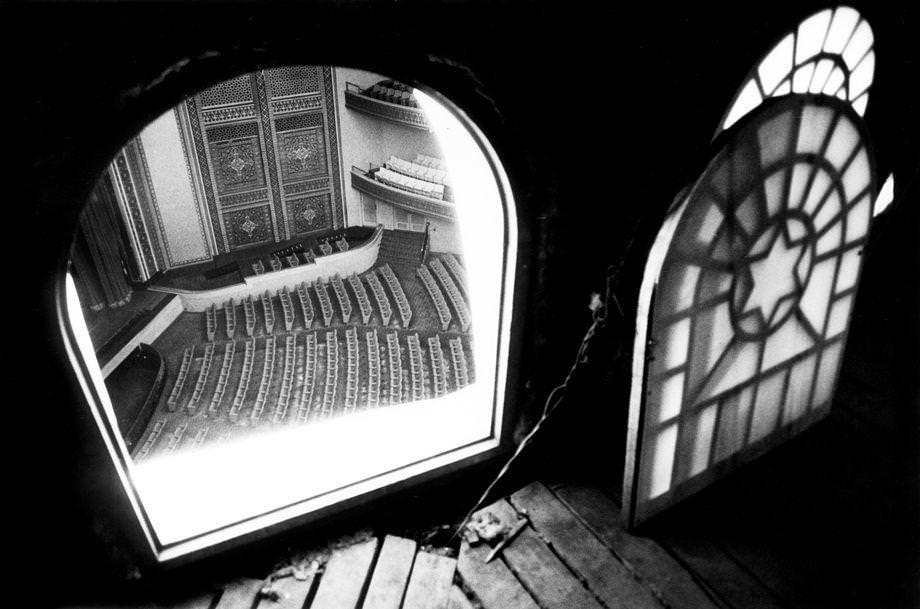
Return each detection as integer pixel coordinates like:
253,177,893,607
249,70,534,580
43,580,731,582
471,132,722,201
184,67,345,253
287,193,331,235
224,205,275,249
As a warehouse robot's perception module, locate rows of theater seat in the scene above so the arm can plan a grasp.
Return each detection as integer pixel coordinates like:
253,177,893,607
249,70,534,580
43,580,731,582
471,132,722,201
250,238,347,277
362,80,420,108
416,256,471,333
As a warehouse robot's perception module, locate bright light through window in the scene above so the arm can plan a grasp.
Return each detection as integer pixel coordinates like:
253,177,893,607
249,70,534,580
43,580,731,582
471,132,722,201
625,96,876,526
719,7,875,135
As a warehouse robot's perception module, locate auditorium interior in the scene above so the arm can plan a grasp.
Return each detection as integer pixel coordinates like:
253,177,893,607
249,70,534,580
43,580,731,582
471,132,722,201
9,2,920,609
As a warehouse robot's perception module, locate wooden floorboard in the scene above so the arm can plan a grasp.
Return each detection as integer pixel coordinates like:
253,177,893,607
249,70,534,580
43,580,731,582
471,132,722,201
402,551,457,609
548,481,726,609
256,574,314,609
447,585,476,609
310,538,379,609
164,592,217,609
483,499,604,609
214,578,263,609
510,481,663,609
457,540,540,609
363,535,418,609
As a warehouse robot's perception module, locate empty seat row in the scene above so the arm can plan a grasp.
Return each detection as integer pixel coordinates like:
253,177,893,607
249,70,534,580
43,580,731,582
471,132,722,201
335,237,349,252
193,426,209,448
137,418,167,460
244,296,256,337
375,166,446,200
430,258,471,331
349,274,373,325
273,334,297,423
406,333,424,402
345,327,360,412
417,265,452,332
379,264,412,328
279,287,295,332
364,82,418,108
205,304,217,342
209,342,236,415
318,241,333,256
286,253,299,268
449,337,470,389
314,279,335,327
428,336,447,398
187,342,215,414
441,254,468,299
365,273,393,326
386,332,403,405
224,300,237,339
250,336,276,422
297,282,315,328
166,346,194,410
252,259,265,275
321,330,339,418
166,421,188,453
269,256,283,272
229,339,256,421
385,155,448,185
261,291,275,334
366,330,381,408
297,333,318,422
414,154,446,171
331,274,353,323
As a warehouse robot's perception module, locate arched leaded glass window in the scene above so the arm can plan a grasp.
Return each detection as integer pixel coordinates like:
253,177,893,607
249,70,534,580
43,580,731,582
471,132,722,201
624,95,876,527
718,7,875,135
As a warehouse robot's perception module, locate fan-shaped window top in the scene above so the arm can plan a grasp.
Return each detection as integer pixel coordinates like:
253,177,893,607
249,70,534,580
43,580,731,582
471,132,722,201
625,96,876,526
718,7,875,135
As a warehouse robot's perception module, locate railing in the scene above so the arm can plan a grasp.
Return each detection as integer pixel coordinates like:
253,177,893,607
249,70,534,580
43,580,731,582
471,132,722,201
344,81,430,130
351,167,455,221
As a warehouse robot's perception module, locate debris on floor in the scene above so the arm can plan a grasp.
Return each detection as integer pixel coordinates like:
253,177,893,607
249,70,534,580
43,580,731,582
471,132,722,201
462,508,529,562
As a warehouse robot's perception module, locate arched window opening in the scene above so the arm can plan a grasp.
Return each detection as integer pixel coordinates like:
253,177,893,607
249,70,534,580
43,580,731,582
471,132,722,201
625,95,876,527
719,7,875,135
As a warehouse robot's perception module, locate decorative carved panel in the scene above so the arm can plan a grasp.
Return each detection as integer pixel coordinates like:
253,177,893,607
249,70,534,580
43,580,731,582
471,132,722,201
223,205,274,248
210,138,266,194
287,194,331,235
267,66,319,98
199,74,254,107
278,129,327,182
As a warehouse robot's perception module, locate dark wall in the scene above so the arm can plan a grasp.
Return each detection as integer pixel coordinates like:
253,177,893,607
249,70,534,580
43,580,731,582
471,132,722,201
5,2,918,606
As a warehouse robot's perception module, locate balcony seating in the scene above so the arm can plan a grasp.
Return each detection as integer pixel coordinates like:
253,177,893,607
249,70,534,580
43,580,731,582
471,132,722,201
286,254,299,268
321,330,339,418
366,330,381,408
430,258,471,331
261,291,275,334
386,332,403,405
205,303,217,342
251,259,265,275
384,155,448,185
137,417,167,460
417,265,452,332
428,336,447,398
279,287,295,332
314,278,334,327
244,296,256,337
414,154,446,170
273,334,296,423
187,342,215,414
229,338,256,422
208,342,236,415
166,346,194,410
365,273,393,326
224,300,236,339
250,336,276,422
331,274,353,323
318,241,333,256
345,327,360,413
297,282,315,328
348,274,373,325
303,249,316,264
269,255,283,272
296,333,318,422
335,237,350,252
379,264,412,328
365,80,420,108
166,421,188,453
374,166,445,200
449,337,470,389
407,333,424,402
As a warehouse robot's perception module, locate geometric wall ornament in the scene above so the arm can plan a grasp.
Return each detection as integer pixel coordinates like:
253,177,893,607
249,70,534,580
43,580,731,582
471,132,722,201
287,193,331,235
223,205,274,249
717,6,874,137
211,139,266,194
623,95,876,528
278,128,327,182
